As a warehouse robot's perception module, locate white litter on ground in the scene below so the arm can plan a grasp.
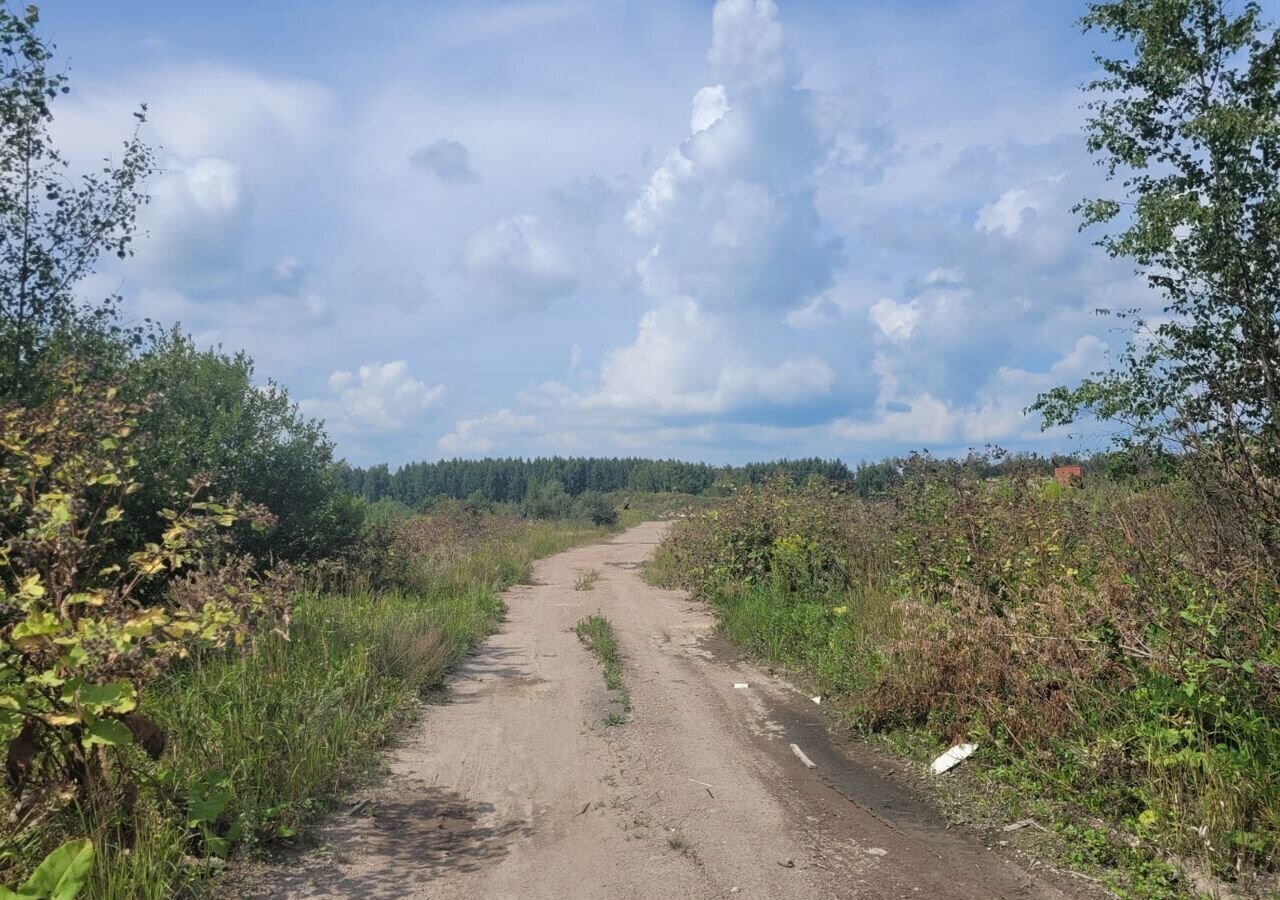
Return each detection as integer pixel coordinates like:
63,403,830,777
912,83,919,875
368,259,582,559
811,696,821,705
733,683,749,689
930,743,977,775
790,743,817,769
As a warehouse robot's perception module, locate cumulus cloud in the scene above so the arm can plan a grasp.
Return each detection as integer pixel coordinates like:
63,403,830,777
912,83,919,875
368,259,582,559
539,299,834,417
438,409,541,454
708,0,796,90
831,334,1110,452
301,361,445,435
460,214,577,309
975,174,1065,237
868,297,920,343
58,63,331,164
410,138,480,184
133,157,251,280
690,85,729,133
623,0,840,312
540,0,841,431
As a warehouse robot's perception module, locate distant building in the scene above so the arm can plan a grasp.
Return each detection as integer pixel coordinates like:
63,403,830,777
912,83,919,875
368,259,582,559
1054,465,1083,487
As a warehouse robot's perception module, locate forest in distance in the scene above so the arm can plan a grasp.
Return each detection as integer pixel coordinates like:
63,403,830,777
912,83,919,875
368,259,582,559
336,451,1112,506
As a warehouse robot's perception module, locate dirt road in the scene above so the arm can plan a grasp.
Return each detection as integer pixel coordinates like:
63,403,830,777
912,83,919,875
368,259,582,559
246,522,1087,900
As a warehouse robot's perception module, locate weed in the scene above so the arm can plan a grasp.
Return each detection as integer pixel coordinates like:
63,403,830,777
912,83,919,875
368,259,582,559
666,834,697,860
575,614,631,719
575,568,600,591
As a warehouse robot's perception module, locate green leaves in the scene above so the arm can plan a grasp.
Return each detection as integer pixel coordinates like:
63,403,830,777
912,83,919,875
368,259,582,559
81,718,131,749
0,372,291,808
0,839,93,900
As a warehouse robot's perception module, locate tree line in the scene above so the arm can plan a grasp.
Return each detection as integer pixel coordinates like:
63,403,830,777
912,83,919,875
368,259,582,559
336,456,857,505
334,452,1136,508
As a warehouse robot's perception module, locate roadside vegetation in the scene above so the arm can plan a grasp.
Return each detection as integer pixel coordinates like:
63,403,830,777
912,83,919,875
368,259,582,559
656,463,1278,895
575,614,630,723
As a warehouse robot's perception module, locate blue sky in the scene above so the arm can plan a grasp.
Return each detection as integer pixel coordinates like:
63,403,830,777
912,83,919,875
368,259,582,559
38,0,1230,465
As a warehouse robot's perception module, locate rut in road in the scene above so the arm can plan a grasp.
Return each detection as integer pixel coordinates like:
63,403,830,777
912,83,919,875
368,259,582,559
244,522,1091,900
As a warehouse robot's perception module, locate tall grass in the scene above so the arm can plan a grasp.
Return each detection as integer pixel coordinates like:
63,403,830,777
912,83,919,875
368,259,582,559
658,472,1280,896
88,586,476,899
1,513,614,899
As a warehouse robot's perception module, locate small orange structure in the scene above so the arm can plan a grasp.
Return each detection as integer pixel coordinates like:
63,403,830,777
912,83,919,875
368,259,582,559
1054,465,1083,488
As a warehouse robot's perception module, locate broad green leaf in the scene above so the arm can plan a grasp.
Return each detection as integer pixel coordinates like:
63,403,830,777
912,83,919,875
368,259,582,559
77,681,137,715
82,717,133,748
16,574,45,601
188,774,231,826
12,611,61,649
19,838,93,900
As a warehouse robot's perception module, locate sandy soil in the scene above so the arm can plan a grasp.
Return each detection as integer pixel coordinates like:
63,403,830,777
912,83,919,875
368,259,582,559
240,522,1092,900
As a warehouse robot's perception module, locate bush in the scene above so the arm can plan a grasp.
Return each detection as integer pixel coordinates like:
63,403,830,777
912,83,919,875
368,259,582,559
522,480,571,520
0,370,289,816
571,491,617,526
125,332,363,564
658,461,1280,888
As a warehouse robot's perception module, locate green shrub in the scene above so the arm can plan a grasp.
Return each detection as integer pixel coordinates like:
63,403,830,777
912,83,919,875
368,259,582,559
571,491,617,526
522,479,571,520
125,331,364,564
0,370,289,816
658,462,1280,888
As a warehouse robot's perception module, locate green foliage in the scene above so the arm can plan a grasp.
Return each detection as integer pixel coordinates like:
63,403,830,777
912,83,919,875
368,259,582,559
659,467,1280,891
337,455,858,506
522,479,571,520
571,490,617,526
3,506,609,897
0,838,92,900
0,7,154,401
1033,0,1280,557
126,332,363,564
575,614,629,717
0,370,289,814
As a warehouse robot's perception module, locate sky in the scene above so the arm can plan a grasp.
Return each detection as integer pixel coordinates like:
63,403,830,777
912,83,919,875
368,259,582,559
36,0,1219,466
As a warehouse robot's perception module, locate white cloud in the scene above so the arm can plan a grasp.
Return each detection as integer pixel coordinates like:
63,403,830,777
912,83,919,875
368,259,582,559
301,361,445,435
925,266,965,285
542,299,833,416
533,0,843,438
58,64,331,166
708,0,795,89
621,0,839,312
832,336,1109,451
460,214,577,309
690,85,730,133
975,174,1066,237
868,297,920,343
134,157,251,279
438,408,542,454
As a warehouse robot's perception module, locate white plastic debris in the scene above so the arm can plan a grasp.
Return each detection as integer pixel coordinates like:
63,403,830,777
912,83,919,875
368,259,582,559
733,683,749,689
790,743,817,769
930,743,977,775
810,696,821,705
